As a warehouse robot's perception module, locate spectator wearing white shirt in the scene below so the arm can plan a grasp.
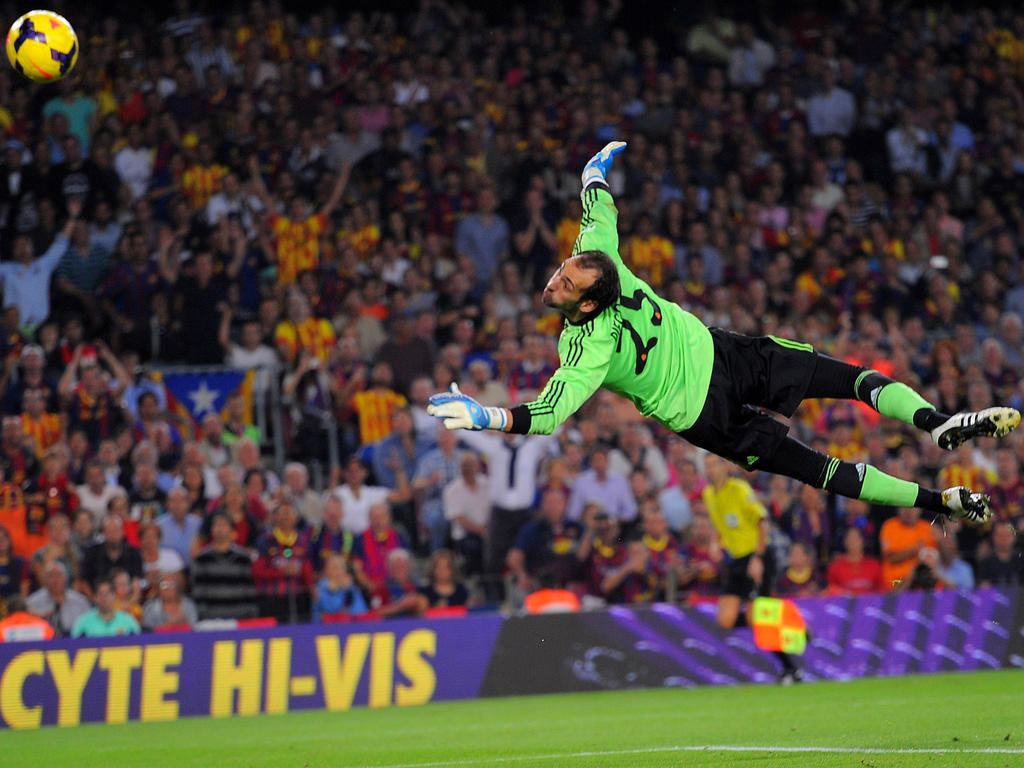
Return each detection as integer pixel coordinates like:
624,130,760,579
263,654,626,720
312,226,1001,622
220,315,279,397
327,107,380,172
608,423,669,493
184,23,235,87
806,68,856,138
331,456,410,535
77,459,127,527
568,444,637,524
139,522,185,595
206,171,263,232
442,452,491,576
887,108,929,176
393,58,430,106
26,561,90,637
727,23,776,88
458,429,557,579
808,159,845,212
113,123,153,202
282,462,324,528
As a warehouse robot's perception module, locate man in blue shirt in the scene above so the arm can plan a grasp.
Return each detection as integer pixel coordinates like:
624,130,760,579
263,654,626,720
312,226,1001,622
0,199,80,333
567,443,637,524
157,487,202,564
71,577,140,637
454,185,509,293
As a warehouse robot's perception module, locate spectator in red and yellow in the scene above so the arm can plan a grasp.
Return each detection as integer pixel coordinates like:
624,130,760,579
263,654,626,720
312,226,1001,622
23,449,79,550
351,362,407,445
638,502,683,596
20,388,63,459
57,343,129,451
938,443,998,493
624,213,675,289
253,500,314,622
181,140,229,210
679,513,722,597
577,505,626,598
352,502,408,603
775,541,825,597
274,291,336,365
251,156,350,287
0,414,38,489
338,204,380,260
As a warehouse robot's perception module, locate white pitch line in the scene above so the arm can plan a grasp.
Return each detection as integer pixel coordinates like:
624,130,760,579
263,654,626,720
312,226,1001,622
352,744,1024,768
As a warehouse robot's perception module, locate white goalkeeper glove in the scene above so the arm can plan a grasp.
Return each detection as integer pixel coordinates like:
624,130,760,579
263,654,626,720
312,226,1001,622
581,140,627,188
427,383,507,431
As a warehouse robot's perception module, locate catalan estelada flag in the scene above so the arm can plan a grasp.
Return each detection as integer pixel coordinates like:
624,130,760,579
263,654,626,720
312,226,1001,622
158,370,255,435
751,597,807,655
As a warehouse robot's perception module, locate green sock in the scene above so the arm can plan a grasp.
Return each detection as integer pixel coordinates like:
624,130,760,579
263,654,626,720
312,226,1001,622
859,465,920,507
874,382,934,426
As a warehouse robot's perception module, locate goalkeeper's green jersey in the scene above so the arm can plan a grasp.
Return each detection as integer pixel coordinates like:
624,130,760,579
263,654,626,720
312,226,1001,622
523,186,714,435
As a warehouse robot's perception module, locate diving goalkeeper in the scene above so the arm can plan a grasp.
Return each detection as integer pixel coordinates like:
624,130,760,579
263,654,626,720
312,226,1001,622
428,142,1019,524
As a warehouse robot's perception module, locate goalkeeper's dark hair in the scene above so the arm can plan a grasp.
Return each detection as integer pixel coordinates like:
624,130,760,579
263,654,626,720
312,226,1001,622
575,250,621,316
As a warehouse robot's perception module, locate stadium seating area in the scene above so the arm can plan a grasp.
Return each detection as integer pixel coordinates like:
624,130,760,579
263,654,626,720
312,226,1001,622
0,0,1023,635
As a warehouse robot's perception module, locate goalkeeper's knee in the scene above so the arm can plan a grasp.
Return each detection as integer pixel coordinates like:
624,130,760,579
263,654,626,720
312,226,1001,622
814,457,864,498
853,369,894,410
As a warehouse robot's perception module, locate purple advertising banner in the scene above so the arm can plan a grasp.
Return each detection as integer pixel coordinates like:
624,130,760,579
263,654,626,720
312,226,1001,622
2,588,1021,729
0,614,504,729
480,587,1024,695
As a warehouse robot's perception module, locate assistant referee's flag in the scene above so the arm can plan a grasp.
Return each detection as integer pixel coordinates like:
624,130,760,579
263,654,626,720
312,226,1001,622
750,597,807,655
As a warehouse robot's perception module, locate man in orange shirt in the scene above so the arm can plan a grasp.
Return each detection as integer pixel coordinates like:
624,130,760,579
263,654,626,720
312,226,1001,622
251,156,350,287
879,506,936,590
0,595,54,641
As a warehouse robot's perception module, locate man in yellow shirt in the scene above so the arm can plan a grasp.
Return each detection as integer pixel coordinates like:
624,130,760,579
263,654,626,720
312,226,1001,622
702,453,801,682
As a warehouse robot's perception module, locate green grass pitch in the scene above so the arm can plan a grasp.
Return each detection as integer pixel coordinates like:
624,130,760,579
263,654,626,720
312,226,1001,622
6,669,1024,767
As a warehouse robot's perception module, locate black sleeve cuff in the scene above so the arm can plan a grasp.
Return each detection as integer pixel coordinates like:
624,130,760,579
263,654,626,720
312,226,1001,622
583,180,610,194
508,405,532,434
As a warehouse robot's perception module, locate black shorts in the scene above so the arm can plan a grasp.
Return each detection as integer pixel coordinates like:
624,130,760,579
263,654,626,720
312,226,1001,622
722,549,778,600
680,329,818,470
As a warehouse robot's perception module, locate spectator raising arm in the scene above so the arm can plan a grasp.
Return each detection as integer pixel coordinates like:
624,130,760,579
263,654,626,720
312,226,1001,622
319,163,352,220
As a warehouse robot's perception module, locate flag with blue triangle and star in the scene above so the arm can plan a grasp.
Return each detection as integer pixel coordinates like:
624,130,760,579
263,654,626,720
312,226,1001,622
160,370,252,429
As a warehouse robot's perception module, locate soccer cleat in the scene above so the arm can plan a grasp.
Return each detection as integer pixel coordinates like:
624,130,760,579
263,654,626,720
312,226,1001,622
930,407,1021,450
940,486,993,524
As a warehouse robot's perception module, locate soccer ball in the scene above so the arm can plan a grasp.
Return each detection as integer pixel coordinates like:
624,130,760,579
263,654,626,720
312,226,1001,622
6,10,78,82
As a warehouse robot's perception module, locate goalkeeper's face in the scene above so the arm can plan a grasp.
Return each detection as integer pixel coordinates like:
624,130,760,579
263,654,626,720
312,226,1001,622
542,258,599,319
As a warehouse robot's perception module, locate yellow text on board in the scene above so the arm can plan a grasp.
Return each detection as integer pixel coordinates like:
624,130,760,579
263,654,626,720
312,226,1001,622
0,631,437,729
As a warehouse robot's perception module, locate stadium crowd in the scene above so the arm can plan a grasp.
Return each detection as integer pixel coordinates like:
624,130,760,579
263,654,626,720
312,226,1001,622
2,0,1024,635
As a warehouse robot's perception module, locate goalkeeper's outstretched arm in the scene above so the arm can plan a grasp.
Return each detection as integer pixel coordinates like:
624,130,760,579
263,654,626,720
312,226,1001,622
428,323,615,435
